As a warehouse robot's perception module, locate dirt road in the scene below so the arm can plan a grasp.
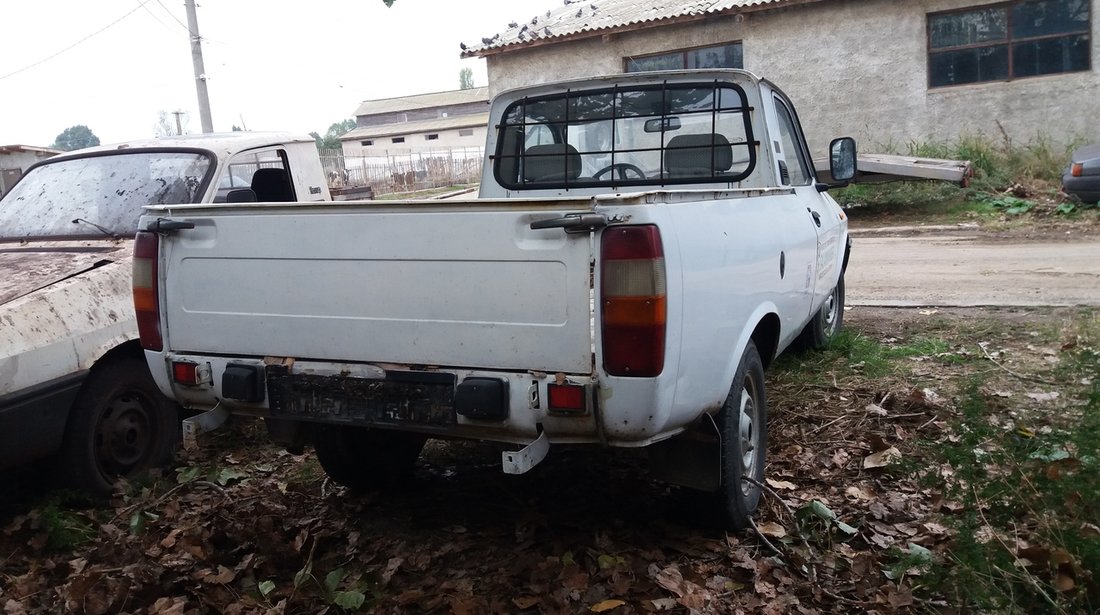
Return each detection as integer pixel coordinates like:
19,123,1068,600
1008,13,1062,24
847,228,1100,306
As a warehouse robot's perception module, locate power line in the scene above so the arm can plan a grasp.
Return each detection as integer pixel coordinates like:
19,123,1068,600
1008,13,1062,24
0,0,156,82
153,0,192,32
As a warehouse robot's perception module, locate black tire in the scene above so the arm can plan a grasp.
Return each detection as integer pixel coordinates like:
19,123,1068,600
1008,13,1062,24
716,341,768,530
58,357,178,496
797,275,845,350
312,426,426,491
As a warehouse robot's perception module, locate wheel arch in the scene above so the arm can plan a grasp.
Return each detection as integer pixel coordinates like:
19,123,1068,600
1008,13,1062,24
749,312,782,371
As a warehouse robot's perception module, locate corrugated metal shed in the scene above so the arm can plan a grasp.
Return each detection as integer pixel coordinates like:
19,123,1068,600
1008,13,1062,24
341,113,490,141
353,88,489,118
461,0,825,57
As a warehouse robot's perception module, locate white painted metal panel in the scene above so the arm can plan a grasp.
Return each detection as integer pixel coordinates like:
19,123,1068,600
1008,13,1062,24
160,204,595,373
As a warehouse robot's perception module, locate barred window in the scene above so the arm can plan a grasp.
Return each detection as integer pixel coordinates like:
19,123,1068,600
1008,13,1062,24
928,0,1090,87
494,81,756,190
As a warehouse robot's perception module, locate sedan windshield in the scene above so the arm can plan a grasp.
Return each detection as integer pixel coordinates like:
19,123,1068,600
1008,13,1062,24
0,150,213,240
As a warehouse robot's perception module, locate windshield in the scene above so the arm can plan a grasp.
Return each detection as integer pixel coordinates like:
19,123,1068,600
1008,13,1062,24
0,150,213,240
494,81,756,190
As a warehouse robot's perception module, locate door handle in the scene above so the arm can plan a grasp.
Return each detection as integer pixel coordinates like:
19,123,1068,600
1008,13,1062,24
807,208,821,227
145,218,195,234
530,213,608,233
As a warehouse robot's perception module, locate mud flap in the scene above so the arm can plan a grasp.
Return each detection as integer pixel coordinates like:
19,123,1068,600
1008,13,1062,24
501,430,550,475
181,403,230,451
648,413,721,491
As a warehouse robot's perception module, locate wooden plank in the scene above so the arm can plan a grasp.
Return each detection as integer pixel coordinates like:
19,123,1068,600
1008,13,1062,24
814,153,973,187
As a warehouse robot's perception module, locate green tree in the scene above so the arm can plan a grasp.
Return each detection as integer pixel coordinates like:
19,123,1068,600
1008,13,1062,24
51,125,101,151
459,67,474,90
311,119,357,151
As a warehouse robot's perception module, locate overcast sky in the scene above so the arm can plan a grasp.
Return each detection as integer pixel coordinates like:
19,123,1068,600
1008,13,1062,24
0,0,554,146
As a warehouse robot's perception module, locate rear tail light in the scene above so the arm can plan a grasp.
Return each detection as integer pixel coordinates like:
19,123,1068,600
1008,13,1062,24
600,225,666,377
133,231,163,351
1071,163,1084,177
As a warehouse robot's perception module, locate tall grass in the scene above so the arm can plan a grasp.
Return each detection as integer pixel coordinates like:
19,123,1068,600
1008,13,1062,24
836,133,1094,219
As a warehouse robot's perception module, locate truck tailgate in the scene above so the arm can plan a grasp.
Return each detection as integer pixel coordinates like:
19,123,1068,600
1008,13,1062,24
158,202,594,374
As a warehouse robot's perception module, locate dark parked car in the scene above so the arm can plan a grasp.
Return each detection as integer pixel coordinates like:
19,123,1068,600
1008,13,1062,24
1063,143,1100,205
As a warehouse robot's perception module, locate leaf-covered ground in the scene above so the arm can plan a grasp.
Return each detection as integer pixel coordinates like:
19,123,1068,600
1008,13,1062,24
2,306,1097,614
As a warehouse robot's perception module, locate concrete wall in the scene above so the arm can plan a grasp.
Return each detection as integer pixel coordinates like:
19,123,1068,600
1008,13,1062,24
0,150,58,196
486,0,1099,156
341,125,487,159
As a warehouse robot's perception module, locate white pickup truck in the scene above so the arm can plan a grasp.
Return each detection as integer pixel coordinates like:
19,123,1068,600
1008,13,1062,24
0,132,330,494
137,70,854,528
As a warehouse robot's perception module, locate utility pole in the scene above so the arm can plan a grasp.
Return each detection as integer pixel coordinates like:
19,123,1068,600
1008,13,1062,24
184,0,213,133
172,110,185,135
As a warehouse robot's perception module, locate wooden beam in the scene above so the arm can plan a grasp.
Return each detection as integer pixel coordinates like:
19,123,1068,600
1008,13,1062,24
814,153,974,187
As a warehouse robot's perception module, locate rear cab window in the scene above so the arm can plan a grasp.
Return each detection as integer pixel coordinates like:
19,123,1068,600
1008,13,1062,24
494,81,757,190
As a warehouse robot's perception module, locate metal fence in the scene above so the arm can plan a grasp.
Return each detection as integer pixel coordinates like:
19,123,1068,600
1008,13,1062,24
319,147,483,197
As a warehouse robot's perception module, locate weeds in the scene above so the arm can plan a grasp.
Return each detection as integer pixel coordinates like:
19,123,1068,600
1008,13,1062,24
923,316,1100,613
34,494,98,550
837,134,1096,224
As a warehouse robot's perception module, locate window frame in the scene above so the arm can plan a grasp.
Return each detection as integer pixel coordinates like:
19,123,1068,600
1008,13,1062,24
771,95,814,187
927,0,1092,88
391,136,406,144
624,41,744,73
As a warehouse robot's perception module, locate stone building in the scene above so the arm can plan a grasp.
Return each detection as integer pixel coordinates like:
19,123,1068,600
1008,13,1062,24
463,0,1097,155
341,88,490,158
0,145,61,197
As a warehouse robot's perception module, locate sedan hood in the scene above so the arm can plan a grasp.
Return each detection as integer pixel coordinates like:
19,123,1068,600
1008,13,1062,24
0,241,128,306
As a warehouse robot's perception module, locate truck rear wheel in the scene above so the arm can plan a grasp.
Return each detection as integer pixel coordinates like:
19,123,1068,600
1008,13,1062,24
312,426,426,491
717,341,767,530
58,357,178,496
798,276,845,350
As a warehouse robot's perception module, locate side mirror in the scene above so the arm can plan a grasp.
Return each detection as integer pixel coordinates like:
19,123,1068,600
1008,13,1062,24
829,137,857,183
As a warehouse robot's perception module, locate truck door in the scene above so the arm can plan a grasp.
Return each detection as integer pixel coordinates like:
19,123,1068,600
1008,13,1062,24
769,94,843,316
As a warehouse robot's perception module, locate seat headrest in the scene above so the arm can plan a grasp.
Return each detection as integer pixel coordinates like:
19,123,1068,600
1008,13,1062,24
665,134,733,177
524,144,582,183
251,168,295,202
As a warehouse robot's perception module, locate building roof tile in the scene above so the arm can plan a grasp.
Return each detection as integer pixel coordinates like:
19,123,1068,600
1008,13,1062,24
353,88,489,118
461,0,824,56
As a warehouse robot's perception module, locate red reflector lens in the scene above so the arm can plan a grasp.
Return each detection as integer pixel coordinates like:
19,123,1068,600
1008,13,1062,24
1071,162,1084,177
172,362,199,385
548,384,585,411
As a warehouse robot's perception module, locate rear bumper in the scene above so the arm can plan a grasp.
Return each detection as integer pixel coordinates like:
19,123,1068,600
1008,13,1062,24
1062,174,1100,204
0,371,86,469
149,352,607,446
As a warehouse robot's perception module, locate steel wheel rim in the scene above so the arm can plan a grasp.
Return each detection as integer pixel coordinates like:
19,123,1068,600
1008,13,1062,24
738,383,758,496
822,286,839,334
94,392,154,475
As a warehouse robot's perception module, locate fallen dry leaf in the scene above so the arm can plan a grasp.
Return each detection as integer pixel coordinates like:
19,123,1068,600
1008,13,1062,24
756,522,787,539
590,599,626,612
1026,391,1060,403
863,446,901,469
512,596,539,609
765,478,797,491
